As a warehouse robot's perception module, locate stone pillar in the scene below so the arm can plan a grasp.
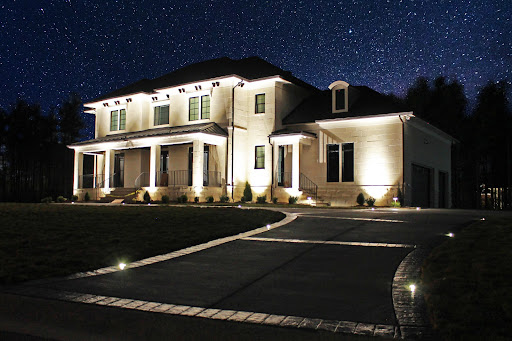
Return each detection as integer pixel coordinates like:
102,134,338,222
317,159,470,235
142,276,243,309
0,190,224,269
73,150,83,191
292,142,300,190
104,149,113,190
149,145,161,187
192,139,204,189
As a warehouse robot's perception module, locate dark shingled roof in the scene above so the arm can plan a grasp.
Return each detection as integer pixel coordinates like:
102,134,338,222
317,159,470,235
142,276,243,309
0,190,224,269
282,86,410,124
69,122,227,147
88,57,317,103
269,129,317,138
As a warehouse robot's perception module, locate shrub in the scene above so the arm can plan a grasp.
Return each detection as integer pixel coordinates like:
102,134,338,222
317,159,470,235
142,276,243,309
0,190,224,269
143,191,151,203
391,200,401,208
397,187,404,206
84,192,90,202
194,196,199,203
243,182,253,202
161,195,169,204
219,195,229,203
240,196,246,203
256,195,267,204
356,193,365,206
366,197,376,207
288,196,298,204
56,196,66,203
272,197,278,204
71,195,78,202
206,195,214,203
177,194,188,203
41,196,52,204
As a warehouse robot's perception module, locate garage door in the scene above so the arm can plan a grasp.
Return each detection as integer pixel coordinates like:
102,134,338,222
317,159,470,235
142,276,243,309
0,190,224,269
412,164,431,207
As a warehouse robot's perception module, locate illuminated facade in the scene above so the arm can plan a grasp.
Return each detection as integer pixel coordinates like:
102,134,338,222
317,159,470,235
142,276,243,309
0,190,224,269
69,57,455,207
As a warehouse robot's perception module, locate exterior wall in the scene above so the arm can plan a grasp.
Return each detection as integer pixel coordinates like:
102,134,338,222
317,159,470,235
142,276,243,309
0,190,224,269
404,118,452,208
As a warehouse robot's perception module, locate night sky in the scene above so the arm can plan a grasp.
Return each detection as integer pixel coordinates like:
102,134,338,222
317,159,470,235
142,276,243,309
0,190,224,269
1,0,510,139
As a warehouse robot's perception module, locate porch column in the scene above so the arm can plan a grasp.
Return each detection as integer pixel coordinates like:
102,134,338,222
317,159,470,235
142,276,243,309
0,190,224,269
104,149,113,190
272,143,279,187
192,139,204,189
149,145,161,187
73,150,83,191
292,142,300,190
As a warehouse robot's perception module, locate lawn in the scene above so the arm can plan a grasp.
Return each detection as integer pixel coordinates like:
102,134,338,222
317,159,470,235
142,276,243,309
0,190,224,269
421,217,512,341
0,203,285,284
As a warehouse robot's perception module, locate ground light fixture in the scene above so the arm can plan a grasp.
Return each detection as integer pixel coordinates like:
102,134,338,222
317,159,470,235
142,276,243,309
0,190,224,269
481,217,486,221
446,232,454,238
266,224,271,230
416,207,421,210
409,284,416,293
238,205,242,208
119,263,127,270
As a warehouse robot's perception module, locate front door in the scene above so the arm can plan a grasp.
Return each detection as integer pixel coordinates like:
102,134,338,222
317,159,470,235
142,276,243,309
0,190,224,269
160,150,169,186
114,153,124,187
188,147,193,186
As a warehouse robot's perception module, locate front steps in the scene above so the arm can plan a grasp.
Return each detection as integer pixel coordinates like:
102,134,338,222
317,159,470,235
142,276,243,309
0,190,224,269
99,188,137,203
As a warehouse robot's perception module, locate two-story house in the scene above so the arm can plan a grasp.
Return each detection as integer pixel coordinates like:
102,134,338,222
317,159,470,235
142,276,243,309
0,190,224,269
69,57,455,207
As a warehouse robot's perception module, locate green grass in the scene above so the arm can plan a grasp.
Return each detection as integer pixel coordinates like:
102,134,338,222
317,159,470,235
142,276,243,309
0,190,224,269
0,203,285,284
421,217,512,341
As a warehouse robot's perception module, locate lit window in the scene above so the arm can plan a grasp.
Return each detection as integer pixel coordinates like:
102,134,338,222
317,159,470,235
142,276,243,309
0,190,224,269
255,94,265,114
255,146,265,169
110,109,126,131
201,95,210,119
189,97,199,120
342,143,354,182
154,105,169,126
189,95,210,121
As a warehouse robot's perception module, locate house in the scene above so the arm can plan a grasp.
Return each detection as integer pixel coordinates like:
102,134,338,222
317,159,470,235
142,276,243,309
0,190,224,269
69,57,456,207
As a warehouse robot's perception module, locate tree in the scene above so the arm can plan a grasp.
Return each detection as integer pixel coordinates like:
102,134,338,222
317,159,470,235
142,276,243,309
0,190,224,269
58,92,84,145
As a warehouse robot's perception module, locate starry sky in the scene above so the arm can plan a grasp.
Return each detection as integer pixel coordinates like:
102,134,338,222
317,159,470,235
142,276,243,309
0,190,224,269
1,0,510,139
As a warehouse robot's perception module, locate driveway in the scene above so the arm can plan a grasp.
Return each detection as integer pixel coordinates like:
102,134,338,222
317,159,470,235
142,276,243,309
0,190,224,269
3,208,500,339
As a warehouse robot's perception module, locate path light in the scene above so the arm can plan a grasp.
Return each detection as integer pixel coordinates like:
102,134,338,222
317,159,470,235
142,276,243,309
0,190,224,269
416,207,421,210
409,284,416,293
371,207,375,211
266,224,271,230
481,217,485,221
71,202,74,204
446,232,454,238
238,205,242,208
119,263,126,270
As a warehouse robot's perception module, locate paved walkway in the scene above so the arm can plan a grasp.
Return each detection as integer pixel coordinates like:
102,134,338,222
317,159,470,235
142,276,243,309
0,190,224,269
3,207,500,340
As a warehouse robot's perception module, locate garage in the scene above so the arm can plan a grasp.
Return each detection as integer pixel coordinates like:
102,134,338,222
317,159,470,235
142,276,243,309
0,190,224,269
411,164,431,207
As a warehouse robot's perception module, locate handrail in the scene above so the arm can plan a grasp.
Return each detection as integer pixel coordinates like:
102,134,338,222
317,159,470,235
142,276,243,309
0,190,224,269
134,172,149,189
98,173,116,189
300,172,318,203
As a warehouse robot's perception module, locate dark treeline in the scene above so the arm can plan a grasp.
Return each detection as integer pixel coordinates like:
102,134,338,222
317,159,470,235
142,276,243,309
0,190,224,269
399,77,512,208
0,93,84,202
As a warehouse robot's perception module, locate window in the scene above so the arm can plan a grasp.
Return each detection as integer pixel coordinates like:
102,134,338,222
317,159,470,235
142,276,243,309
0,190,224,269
255,146,265,169
335,89,346,111
327,144,339,182
201,95,210,119
154,105,169,126
342,143,354,182
255,94,265,113
110,109,126,131
189,95,210,120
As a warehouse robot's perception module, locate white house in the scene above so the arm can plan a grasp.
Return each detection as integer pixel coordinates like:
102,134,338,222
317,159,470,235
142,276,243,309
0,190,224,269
69,57,455,207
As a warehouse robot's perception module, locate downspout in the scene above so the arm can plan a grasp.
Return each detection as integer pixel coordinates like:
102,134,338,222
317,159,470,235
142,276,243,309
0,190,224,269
231,80,244,201
269,137,274,201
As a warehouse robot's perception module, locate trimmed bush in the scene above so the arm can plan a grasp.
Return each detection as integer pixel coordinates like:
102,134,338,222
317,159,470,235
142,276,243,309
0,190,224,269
56,196,66,203
219,195,229,203
243,182,253,202
41,196,52,204
240,196,246,203
256,195,267,204
84,192,90,202
143,191,151,203
161,195,170,204
366,197,376,207
206,196,214,203
272,197,278,204
177,194,188,203
194,196,199,203
356,193,365,206
391,200,401,208
288,196,298,204
71,195,78,202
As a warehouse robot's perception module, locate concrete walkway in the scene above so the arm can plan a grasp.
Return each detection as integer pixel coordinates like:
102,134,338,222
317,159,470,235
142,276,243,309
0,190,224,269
2,207,503,340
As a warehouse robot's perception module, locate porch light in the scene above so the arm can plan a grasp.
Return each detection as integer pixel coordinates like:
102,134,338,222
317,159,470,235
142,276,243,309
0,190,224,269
119,263,126,270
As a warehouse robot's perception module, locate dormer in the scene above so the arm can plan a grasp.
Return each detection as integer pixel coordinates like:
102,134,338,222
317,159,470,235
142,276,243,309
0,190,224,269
328,81,349,113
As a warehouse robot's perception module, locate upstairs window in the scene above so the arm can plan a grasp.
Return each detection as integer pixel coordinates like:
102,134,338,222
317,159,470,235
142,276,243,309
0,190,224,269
154,105,169,126
255,145,265,169
335,89,346,111
255,94,265,114
110,109,126,131
189,95,210,121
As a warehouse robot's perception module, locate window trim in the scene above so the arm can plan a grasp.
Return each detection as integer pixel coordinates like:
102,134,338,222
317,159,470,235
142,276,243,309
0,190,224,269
254,145,265,169
255,93,265,114
329,81,349,114
189,94,211,121
110,108,126,131
153,104,170,126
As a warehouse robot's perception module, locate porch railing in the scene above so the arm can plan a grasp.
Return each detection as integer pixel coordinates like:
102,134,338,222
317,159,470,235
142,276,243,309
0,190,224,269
98,173,117,188
155,170,221,187
300,172,318,202
277,172,292,188
78,174,104,189
135,172,150,188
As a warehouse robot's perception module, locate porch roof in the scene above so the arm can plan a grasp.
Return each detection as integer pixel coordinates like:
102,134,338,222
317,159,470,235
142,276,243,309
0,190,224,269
69,122,227,147
269,129,317,138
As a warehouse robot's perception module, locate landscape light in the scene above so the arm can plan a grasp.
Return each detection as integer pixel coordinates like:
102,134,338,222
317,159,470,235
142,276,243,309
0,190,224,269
481,218,485,221
409,284,416,293
119,263,126,270
238,205,242,208
71,201,74,204
266,224,271,230
446,232,454,238
371,207,375,211
416,207,421,210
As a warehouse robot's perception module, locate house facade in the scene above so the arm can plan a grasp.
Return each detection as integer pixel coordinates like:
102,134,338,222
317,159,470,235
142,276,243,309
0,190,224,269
69,57,455,207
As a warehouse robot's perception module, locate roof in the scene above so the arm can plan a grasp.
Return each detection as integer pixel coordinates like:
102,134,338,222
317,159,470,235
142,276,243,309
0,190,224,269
69,122,227,147
283,86,410,124
269,129,317,138
88,57,317,104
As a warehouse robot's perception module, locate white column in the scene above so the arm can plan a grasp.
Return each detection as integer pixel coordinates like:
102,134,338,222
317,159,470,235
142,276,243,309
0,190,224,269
272,142,279,187
292,142,300,190
73,150,83,191
192,139,204,189
149,145,161,187
104,149,113,190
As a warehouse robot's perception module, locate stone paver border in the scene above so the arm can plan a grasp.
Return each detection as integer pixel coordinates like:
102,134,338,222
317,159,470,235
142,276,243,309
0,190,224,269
242,236,416,248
